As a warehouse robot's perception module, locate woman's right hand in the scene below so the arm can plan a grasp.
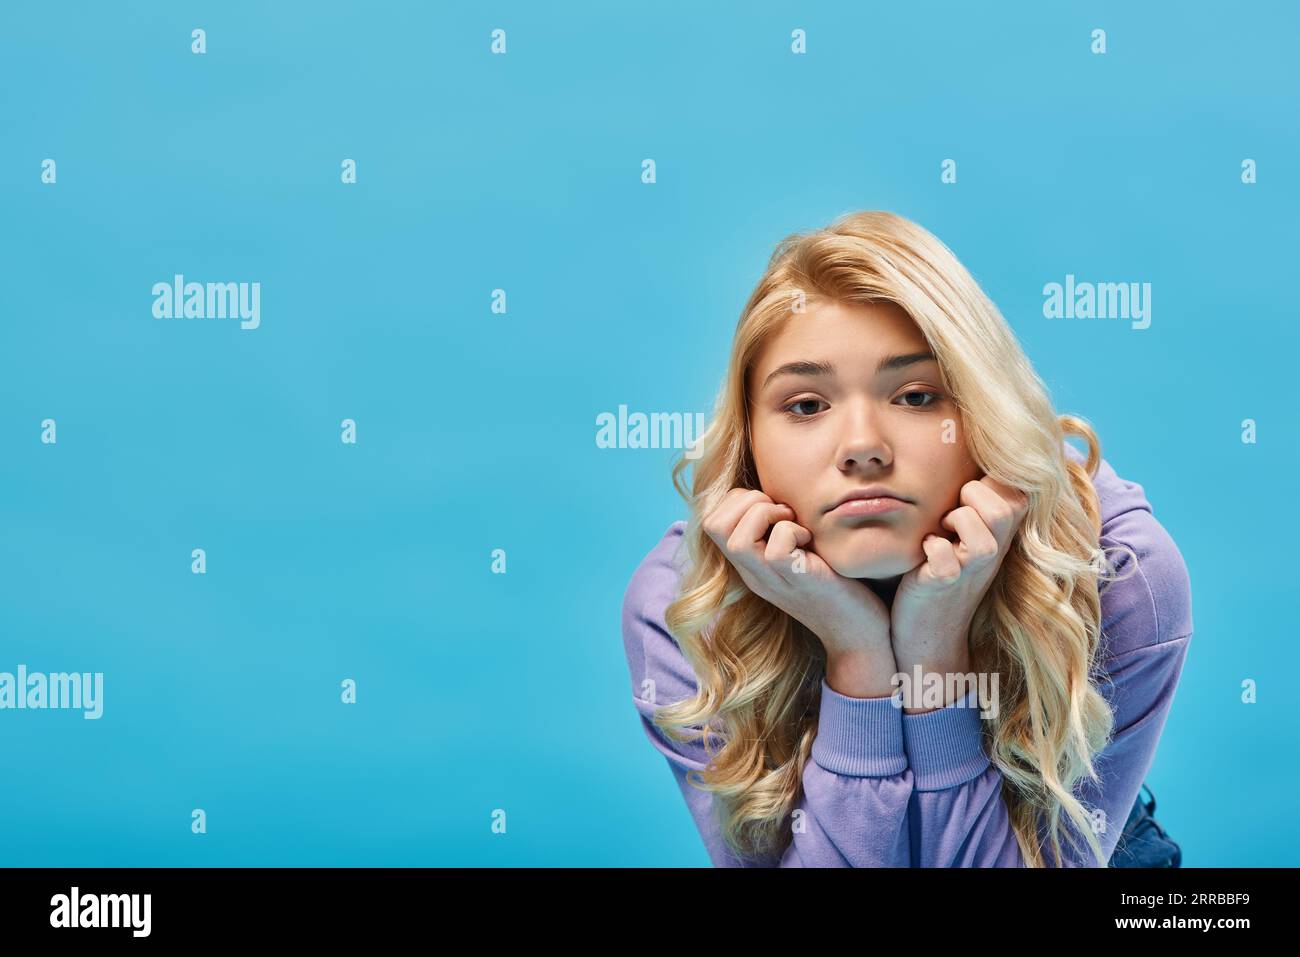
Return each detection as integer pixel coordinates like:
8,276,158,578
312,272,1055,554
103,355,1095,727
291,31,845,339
702,488,898,697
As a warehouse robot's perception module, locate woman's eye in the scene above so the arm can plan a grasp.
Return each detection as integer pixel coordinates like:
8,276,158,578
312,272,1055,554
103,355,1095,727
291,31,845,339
897,390,941,408
782,398,825,419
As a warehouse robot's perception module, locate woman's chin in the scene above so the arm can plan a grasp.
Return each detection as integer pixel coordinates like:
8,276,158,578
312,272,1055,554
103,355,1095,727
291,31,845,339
823,550,916,580
817,526,920,579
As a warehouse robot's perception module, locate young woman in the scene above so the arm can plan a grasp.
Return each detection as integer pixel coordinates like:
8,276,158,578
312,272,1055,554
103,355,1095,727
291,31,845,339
620,210,1193,867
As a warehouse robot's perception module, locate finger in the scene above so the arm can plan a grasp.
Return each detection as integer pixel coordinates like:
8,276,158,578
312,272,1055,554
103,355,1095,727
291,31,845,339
729,501,794,559
962,477,1028,541
703,488,772,545
941,505,999,565
976,473,1027,508
921,534,962,583
764,519,812,564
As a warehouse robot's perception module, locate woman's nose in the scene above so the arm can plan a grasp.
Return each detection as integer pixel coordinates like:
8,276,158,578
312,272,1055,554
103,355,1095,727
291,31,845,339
837,404,891,472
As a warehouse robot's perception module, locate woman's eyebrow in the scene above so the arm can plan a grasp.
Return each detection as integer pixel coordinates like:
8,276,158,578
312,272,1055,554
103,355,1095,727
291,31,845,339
760,352,937,391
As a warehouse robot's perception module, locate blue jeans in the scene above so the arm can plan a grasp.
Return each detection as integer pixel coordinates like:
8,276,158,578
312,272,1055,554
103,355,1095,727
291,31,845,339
1109,783,1181,867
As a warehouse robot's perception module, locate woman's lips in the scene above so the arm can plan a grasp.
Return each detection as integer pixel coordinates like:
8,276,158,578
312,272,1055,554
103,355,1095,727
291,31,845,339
827,497,910,518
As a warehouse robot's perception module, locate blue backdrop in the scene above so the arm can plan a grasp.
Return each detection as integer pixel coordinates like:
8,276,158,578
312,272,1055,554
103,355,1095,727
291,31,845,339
1,1,1295,866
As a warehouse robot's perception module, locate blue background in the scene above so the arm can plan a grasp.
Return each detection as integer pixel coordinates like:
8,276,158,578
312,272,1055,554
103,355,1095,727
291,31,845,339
1,1,1295,866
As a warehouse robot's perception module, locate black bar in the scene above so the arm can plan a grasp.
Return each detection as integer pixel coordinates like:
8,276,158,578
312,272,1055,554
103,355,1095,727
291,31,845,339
0,866,1280,941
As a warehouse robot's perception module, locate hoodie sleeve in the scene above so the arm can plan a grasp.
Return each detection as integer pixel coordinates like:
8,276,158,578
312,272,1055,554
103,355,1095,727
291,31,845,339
621,523,912,867
902,516,1194,867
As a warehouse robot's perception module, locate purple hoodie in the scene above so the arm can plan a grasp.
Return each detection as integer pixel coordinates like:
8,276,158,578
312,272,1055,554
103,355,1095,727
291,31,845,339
620,443,1193,866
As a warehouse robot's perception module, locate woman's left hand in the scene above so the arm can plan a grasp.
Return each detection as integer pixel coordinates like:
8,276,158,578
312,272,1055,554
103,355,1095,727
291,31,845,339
889,475,1030,713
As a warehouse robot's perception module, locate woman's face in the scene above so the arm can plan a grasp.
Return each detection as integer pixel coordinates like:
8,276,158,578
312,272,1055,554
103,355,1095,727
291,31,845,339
746,299,984,581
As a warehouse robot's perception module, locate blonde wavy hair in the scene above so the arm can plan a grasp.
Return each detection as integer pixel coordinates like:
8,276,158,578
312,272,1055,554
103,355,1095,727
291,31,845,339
656,210,1138,868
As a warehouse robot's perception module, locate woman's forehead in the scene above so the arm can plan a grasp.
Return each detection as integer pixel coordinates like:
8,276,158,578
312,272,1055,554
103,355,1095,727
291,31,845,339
750,305,931,384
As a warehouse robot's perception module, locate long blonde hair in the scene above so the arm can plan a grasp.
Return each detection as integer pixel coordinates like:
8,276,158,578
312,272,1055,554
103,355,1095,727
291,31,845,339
657,210,1136,867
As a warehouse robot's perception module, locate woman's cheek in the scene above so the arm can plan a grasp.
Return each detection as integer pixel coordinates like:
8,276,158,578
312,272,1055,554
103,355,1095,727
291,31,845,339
917,501,945,534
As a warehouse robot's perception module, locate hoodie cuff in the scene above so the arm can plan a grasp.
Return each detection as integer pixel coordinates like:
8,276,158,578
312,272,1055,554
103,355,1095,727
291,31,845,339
810,678,908,777
901,686,991,791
